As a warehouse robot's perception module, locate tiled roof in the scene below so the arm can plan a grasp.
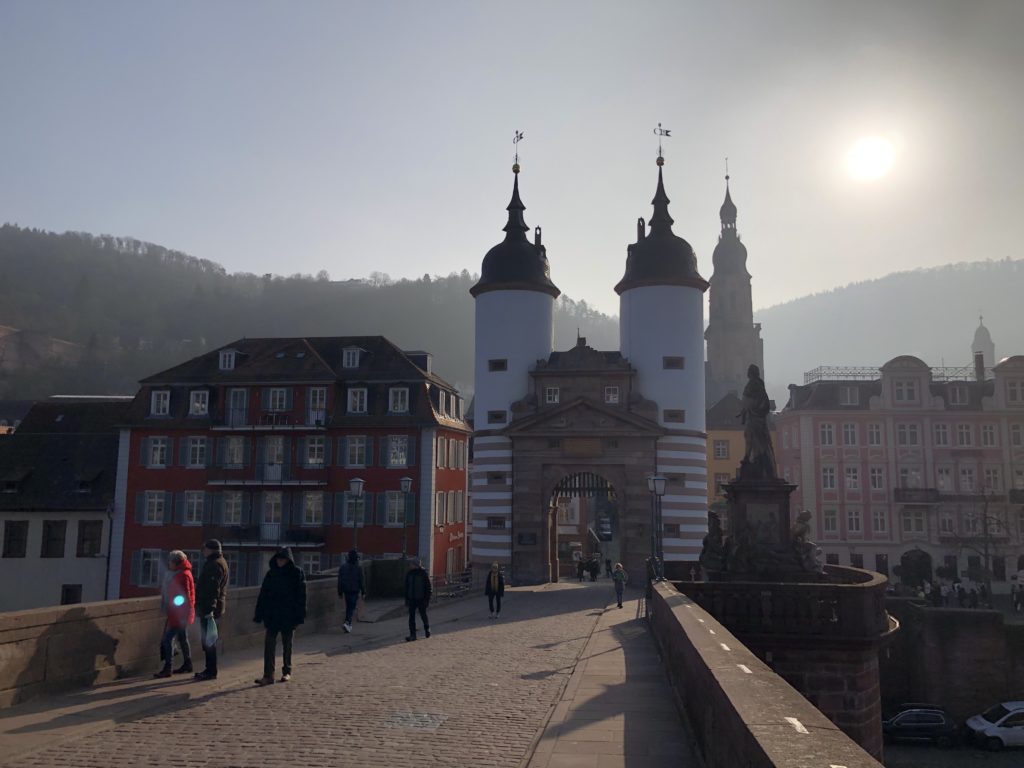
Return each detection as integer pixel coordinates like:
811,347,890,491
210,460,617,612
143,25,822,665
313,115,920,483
706,393,744,429
784,380,882,411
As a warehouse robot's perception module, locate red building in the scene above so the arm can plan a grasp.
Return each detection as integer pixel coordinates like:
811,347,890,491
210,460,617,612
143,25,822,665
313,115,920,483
119,336,469,597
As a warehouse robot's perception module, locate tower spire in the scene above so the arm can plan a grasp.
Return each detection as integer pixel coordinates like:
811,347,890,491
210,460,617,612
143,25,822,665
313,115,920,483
650,122,674,234
504,130,528,239
720,161,738,230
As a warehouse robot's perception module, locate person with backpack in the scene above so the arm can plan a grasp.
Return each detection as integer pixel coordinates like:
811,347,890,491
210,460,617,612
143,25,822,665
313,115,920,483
154,550,195,678
484,562,505,619
337,549,365,633
404,558,432,641
253,547,307,685
612,562,628,609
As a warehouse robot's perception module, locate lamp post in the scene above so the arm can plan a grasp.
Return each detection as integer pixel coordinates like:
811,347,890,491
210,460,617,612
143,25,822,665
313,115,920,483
647,474,667,581
349,477,364,551
400,476,413,562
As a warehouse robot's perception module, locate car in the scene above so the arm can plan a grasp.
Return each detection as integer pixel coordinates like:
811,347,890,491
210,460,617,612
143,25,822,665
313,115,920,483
881,704,959,747
965,701,1024,751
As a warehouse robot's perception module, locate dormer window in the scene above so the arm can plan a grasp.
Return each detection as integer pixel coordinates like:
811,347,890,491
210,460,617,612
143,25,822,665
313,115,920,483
1008,381,1024,404
189,390,209,416
894,379,918,403
948,384,967,405
545,387,560,405
343,348,361,369
438,390,446,415
604,386,619,404
389,387,409,413
151,390,170,416
838,385,859,406
219,350,236,371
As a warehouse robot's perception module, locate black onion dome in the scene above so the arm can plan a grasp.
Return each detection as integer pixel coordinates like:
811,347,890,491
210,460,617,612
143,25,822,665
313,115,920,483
614,164,708,295
712,181,749,275
470,172,560,299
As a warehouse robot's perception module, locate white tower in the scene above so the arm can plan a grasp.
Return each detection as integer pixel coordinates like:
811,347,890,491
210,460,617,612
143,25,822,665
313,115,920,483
615,153,710,568
469,164,559,568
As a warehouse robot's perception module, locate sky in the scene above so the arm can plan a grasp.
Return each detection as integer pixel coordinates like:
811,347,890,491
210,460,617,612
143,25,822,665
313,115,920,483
1,0,1022,317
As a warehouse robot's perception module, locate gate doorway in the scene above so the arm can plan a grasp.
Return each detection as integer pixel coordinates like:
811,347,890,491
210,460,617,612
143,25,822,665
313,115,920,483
549,472,619,582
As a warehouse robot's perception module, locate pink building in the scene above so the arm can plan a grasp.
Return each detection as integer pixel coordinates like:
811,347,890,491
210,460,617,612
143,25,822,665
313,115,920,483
777,354,1024,592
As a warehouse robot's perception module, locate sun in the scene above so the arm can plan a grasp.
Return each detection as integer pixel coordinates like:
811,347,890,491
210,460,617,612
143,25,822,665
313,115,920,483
846,136,895,181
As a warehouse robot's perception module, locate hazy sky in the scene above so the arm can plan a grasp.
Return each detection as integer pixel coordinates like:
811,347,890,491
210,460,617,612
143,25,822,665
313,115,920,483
2,1,1022,316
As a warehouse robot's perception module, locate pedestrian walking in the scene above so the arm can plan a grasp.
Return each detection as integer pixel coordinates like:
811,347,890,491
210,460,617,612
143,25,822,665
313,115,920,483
484,562,505,619
193,539,228,681
404,558,432,641
576,558,585,582
154,550,195,678
605,558,613,579
253,547,307,685
337,549,365,633
612,563,628,608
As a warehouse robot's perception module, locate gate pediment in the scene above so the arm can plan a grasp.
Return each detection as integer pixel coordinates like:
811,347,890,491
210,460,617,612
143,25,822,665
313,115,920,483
505,396,664,438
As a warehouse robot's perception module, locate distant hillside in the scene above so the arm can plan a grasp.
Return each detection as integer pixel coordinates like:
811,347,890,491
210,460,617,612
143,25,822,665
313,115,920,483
756,259,1024,404
0,224,617,398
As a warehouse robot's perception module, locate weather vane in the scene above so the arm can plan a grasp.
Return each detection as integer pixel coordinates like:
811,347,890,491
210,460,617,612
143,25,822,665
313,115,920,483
725,156,730,182
654,122,671,163
513,130,524,172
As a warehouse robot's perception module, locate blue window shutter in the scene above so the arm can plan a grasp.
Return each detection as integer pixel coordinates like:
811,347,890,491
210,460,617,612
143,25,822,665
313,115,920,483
215,438,225,467
323,493,333,525
260,388,270,410
140,438,149,467
334,492,346,525
298,438,306,468
365,437,374,467
202,437,210,468
376,493,387,526
324,438,332,467
407,437,416,466
203,492,214,524
284,439,292,467
405,493,415,525
211,493,223,524
175,494,185,525
379,437,388,467
165,438,174,467
284,387,293,411
163,492,174,524
256,439,266,466
362,492,372,526
242,437,251,467
243,493,254,525
134,492,145,523
130,551,141,586
178,438,189,467
340,437,349,467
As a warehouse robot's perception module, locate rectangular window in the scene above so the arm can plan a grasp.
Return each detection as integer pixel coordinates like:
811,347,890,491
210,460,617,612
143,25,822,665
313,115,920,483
846,505,862,533
76,520,103,557
662,356,685,369
343,348,360,368
1008,381,1024,403
896,424,920,446
348,388,367,414
300,552,321,576
850,553,864,569
488,359,508,372
487,410,507,424
822,466,836,490
342,494,366,527
872,507,888,533
964,514,981,536
842,423,857,446
714,472,731,493
823,508,838,533
1011,424,1023,447
386,491,404,526
438,391,446,415
936,467,953,491
388,435,409,467
189,390,209,416
902,509,925,534
604,386,620,404
269,387,288,412
184,491,204,525
263,492,283,524
957,424,973,447
487,516,505,530
982,424,997,447
940,513,955,535
845,466,859,491
224,436,245,468
713,440,730,460
663,409,686,423
389,387,409,413
870,467,884,491
984,467,1002,491
825,553,839,565
223,492,243,525
188,437,207,468
306,436,325,467
40,520,67,558
308,387,327,425
544,386,560,405
948,385,967,405
145,491,165,524
223,551,239,587
867,423,882,446
303,492,324,525
447,490,456,524
436,436,446,468
839,386,860,406
960,467,976,492
148,437,169,467
151,390,170,416
435,491,446,526
139,549,162,587
819,423,834,446
219,350,235,370
2,520,29,557
899,467,921,489
934,423,949,447
894,379,918,403
61,584,83,605
874,553,889,575
346,436,367,467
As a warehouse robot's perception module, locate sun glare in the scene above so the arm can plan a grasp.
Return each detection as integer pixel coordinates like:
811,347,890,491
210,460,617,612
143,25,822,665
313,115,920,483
846,136,895,181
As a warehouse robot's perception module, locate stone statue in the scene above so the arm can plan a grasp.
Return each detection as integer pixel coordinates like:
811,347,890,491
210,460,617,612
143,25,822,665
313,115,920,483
791,510,823,574
699,511,727,576
738,364,777,481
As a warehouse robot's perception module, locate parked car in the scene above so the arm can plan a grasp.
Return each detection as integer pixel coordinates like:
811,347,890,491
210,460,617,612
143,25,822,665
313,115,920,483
882,704,959,747
965,701,1024,751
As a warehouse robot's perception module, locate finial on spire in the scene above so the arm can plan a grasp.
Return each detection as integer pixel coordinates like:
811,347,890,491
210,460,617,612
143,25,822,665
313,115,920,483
654,122,671,166
512,130,524,174
725,156,730,184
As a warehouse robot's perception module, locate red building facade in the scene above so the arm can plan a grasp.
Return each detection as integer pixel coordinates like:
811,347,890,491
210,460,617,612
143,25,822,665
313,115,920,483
119,336,469,597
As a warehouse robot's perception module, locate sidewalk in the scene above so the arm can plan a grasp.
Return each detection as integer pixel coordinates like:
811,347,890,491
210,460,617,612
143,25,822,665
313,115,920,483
527,595,701,768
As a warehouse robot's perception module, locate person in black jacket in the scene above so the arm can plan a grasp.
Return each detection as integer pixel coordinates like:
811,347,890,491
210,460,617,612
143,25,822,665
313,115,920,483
193,539,229,681
404,558,432,641
253,547,307,685
484,562,505,619
337,549,365,633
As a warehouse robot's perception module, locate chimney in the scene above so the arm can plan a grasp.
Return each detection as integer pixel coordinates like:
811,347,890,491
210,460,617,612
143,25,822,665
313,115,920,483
974,350,985,382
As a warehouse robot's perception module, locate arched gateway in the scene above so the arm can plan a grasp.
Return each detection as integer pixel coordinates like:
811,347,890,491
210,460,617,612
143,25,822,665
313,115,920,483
549,472,620,582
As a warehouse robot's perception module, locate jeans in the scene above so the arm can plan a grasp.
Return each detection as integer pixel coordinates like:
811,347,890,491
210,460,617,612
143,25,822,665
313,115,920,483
264,627,294,678
200,616,218,676
160,626,190,669
408,600,429,636
615,584,625,606
344,592,360,625
487,594,502,614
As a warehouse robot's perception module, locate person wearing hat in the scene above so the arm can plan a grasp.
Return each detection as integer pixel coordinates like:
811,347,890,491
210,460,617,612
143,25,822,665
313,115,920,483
193,539,229,681
337,549,365,633
253,547,307,685
404,557,432,641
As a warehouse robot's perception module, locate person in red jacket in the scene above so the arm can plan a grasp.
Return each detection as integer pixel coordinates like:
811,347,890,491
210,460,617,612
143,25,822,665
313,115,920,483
154,550,196,678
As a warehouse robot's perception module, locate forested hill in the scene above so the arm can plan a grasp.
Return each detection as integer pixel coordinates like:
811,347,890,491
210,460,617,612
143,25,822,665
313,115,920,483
756,259,1024,403
0,224,617,398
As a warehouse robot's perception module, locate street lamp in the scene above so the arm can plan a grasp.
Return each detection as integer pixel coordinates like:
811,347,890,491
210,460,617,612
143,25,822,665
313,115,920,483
400,476,413,562
349,477,364,551
647,474,667,581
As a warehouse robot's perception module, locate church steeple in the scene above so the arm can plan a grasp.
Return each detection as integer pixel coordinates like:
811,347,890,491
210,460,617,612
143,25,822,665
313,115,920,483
649,161,675,235
502,167,528,238
719,174,737,230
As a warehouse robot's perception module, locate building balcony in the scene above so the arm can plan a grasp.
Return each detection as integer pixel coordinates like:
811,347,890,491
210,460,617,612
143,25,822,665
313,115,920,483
211,408,330,431
201,523,328,547
893,487,941,504
206,464,327,486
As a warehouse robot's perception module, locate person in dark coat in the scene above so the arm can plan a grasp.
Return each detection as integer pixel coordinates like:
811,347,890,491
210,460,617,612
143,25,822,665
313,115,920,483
253,547,307,685
404,558,432,641
337,549,365,633
484,562,505,619
193,539,229,681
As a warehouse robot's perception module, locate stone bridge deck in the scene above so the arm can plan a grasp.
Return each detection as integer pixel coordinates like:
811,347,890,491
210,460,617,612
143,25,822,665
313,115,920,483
0,582,697,768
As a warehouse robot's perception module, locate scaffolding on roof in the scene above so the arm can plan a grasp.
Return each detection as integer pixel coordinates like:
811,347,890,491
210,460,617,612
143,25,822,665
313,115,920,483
803,365,993,384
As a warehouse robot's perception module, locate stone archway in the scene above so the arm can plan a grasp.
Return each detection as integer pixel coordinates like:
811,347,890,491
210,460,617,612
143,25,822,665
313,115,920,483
548,472,619,582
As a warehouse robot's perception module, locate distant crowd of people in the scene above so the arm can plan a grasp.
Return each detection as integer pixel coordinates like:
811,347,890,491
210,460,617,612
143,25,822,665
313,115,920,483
893,578,1024,611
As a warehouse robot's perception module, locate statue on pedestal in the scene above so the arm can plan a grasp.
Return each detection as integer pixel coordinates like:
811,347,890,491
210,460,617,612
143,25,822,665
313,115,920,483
699,511,727,576
738,364,776,481
791,510,824,574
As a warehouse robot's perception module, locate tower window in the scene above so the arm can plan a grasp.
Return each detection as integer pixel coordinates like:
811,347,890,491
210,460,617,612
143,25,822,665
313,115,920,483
488,359,508,372
663,409,686,423
604,386,620,404
487,410,507,424
544,387,560,404
662,356,685,370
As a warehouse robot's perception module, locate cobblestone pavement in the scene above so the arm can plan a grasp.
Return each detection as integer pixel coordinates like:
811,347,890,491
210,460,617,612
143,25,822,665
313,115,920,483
2,582,622,768
884,742,1024,768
